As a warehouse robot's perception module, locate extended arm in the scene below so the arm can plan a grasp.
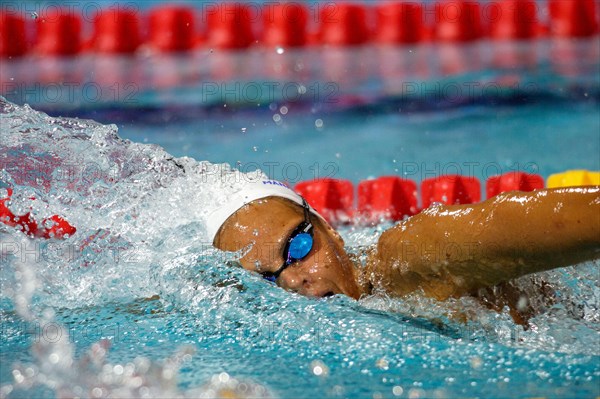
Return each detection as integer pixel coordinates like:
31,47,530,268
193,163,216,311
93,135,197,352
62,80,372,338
367,187,600,300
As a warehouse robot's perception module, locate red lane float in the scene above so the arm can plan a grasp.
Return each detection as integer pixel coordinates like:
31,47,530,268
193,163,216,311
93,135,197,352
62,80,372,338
319,3,369,46
0,188,76,239
0,12,27,57
549,0,599,37
421,175,481,208
35,9,81,55
3,1,600,57
375,2,425,44
489,0,540,40
263,3,307,47
358,176,418,223
149,6,196,52
206,3,254,49
486,171,545,198
434,1,482,42
295,178,354,224
92,8,141,53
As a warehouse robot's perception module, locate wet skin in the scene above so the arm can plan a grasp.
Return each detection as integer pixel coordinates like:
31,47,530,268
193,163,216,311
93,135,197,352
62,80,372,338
214,197,361,299
214,187,600,305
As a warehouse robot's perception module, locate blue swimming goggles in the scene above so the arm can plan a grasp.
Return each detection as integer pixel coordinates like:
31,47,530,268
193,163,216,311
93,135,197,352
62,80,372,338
261,198,314,282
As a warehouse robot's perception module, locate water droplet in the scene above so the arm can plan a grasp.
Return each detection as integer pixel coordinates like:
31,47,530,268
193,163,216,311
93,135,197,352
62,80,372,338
517,295,528,311
315,119,324,128
280,106,288,115
273,114,282,123
218,372,230,383
376,358,389,370
252,146,258,152
470,356,483,369
335,153,341,159
30,12,38,20
276,46,285,55
310,360,329,376
252,229,259,236
392,386,404,396
241,127,247,133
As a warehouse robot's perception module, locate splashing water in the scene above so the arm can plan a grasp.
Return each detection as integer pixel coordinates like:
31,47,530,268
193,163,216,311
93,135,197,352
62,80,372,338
0,98,274,397
1,98,599,398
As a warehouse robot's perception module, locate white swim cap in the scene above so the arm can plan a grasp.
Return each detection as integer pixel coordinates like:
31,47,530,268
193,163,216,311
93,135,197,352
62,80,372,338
206,179,318,243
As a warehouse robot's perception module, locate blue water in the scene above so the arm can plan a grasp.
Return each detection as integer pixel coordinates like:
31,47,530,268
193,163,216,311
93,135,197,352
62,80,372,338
1,39,600,398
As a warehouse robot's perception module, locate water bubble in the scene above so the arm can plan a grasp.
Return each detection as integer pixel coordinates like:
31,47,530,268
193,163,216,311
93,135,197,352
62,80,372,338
31,12,38,19
375,358,389,370
276,46,285,55
310,360,329,376
218,372,230,383
280,106,288,115
315,119,324,129
392,386,404,396
273,114,282,123
335,153,341,159
517,295,529,311
162,368,174,380
470,356,483,369
408,388,425,399
241,127,247,134
42,308,55,319
252,146,258,152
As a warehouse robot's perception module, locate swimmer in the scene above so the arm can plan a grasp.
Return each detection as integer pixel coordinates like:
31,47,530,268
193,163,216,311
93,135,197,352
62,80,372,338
209,180,600,325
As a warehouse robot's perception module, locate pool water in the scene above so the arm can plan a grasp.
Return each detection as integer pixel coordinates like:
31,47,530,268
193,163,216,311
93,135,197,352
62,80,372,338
1,39,600,398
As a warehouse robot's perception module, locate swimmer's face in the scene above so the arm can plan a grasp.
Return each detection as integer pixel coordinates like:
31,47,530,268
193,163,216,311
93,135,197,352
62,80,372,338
214,197,361,299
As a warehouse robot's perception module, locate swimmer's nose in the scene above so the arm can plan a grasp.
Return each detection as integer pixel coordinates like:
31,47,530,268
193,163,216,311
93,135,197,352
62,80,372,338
277,266,310,293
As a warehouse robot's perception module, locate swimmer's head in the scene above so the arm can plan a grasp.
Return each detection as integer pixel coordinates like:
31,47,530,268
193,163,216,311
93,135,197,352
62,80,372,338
208,180,360,299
